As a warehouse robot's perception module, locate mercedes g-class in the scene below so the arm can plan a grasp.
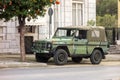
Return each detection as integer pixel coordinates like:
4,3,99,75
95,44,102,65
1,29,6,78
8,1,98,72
32,26,109,65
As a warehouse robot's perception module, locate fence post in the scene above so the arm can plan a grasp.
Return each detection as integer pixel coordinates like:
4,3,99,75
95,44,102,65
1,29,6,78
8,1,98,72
113,28,116,45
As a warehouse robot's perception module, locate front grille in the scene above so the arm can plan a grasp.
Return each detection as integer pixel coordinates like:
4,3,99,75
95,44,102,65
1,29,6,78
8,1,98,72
34,42,47,50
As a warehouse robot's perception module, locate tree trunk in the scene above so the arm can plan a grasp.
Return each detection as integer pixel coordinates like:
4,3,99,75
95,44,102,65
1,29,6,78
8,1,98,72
18,16,26,61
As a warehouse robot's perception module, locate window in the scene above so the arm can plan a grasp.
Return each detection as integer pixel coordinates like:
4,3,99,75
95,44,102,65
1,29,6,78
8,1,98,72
54,29,78,37
76,30,87,39
25,26,35,33
72,2,83,26
0,36,3,41
0,27,3,33
92,30,100,38
54,29,67,37
0,27,3,41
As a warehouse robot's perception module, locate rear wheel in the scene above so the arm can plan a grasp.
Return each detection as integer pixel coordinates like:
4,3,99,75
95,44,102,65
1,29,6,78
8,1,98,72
35,53,50,63
54,49,68,65
72,57,82,63
90,49,102,64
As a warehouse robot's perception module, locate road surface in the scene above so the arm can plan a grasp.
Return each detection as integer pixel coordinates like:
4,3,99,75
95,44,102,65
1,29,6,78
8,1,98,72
0,65,120,80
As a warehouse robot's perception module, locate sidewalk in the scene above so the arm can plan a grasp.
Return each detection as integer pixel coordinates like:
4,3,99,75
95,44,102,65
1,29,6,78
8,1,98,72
0,54,120,68
0,54,47,68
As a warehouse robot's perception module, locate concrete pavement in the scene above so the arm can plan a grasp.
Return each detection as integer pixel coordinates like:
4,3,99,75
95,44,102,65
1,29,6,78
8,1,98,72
0,54,47,68
0,54,120,68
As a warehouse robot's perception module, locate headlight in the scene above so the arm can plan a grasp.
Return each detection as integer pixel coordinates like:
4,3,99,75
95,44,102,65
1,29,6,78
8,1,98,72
47,42,52,49
48,44,51,48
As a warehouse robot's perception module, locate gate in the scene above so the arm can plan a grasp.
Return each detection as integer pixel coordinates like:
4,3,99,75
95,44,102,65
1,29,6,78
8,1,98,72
25,36,33,54
105,28,116,45
105,27,120,45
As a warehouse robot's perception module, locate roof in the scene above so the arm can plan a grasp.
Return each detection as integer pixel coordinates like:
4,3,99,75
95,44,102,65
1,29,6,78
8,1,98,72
57,26,105,30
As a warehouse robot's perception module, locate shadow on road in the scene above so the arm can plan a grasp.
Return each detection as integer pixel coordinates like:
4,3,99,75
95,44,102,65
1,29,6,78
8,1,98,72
47,58,92,66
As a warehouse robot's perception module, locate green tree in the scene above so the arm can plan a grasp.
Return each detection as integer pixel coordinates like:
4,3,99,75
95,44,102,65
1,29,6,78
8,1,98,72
96,0,117,27
0,0,52,61
87,20,96,26
96,14,117,27
96,0,117,16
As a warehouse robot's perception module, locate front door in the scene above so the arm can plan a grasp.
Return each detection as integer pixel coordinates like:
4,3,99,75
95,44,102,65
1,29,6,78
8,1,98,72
74,38,87,54
25,36,33,54
73,30,88,54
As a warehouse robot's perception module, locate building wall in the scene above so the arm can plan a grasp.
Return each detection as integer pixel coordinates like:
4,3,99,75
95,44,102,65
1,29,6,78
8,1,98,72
0,0,96,54
53,0,72,34
0,19,20,54
84,0,96,25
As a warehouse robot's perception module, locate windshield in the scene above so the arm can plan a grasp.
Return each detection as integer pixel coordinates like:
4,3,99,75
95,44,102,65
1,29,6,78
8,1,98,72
54,29,76,37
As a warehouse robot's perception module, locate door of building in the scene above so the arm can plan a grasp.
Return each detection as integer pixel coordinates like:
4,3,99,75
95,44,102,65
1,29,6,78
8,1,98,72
25,36,33,54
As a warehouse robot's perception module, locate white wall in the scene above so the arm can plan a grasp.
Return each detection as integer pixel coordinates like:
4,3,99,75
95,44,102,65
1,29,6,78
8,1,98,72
0,18,20,54
84,0,96,25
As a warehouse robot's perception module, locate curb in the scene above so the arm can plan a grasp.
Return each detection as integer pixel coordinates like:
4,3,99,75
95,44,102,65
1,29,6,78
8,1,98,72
0,54,120,68
0,62,47,68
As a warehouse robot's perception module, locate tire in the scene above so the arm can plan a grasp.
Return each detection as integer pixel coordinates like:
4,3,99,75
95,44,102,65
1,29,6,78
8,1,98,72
54,49,68,65
90,49,102,64
35,53,50,63
72,57,82,63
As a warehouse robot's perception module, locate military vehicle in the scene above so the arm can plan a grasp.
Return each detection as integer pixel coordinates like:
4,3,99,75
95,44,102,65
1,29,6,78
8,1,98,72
32,26,109,65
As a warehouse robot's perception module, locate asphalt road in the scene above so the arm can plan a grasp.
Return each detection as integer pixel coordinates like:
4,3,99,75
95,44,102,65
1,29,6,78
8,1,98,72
0,65,120,80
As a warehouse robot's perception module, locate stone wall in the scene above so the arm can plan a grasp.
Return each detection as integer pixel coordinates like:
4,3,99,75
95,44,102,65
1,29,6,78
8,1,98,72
0,19,20,54
0,39,20,54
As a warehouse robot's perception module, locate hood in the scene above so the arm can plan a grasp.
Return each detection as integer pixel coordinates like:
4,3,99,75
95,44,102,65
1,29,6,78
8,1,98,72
34,39,52,43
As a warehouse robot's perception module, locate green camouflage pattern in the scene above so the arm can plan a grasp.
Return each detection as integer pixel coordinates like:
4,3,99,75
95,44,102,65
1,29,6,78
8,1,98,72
32,26,109,56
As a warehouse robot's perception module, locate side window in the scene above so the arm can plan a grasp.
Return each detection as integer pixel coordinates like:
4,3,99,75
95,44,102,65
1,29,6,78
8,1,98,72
67,29,71,36
89,29,103,41
92,30,100,38
76,30,87,39
67,29,76,37
71,30,76,36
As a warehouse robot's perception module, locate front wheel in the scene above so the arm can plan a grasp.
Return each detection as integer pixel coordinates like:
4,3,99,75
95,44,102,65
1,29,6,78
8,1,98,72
54,49,68,65
90,49,102,64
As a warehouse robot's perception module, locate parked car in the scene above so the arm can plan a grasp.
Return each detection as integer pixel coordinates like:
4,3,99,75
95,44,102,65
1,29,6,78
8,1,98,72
32,26,109,65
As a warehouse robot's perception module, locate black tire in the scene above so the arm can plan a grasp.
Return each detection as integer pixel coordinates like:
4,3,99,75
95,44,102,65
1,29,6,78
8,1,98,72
90,49,102,64
35,53,50,63
54,49,68,65
72,57,82,63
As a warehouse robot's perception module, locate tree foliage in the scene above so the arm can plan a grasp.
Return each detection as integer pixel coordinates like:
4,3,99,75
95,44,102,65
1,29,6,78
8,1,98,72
0,0,51,21
96,14,117,27
87,20,95,26
96,0,118,28
96,0,117,16
0,0,53,61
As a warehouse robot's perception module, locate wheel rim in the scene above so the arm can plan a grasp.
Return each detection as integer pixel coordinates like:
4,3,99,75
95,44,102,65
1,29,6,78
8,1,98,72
94,52,101,61
58,53,65,62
